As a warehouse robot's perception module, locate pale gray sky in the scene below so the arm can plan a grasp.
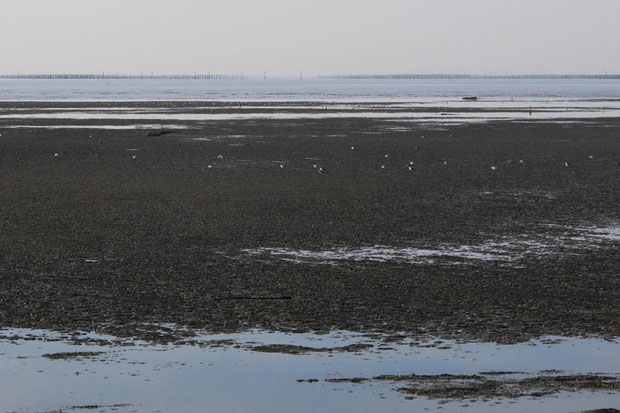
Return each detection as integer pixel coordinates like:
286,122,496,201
1,0,619,76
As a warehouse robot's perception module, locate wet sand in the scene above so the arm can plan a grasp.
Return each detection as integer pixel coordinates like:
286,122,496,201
0,102,619,344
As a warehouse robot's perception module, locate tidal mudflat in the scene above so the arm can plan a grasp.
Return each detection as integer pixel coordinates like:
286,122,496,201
0,101,619,411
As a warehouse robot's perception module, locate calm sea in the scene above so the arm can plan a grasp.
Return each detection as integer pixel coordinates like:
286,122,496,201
2,78,620,101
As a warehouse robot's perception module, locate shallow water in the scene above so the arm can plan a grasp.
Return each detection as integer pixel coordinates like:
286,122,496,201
2,100,620,124
0,327,618,412
2,78,620,101
2,124,189,130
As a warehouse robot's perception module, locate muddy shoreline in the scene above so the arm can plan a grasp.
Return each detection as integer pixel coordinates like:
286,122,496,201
0,102,619,344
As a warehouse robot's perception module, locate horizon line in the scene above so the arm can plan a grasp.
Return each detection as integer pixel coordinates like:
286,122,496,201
1,73,620,80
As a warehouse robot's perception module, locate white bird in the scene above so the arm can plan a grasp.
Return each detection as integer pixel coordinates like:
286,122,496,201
217,154,224,159
350,146,355,150
490,165,497,171
408,161,414,165
384,154,390,158
54,153,59,157
132,155,137,160
588,155,594,159
407,165,414,171
279,164,285,169
312,164,318,169
519,159,524,164
381,165,386,169
443,160,448,165
318,167,326,174
207,164,213,169
564,161,570,167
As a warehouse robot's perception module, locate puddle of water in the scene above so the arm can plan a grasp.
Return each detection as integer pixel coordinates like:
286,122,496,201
242,223,620,267
562,225,620,242
1,124,189,130
0,327,618,412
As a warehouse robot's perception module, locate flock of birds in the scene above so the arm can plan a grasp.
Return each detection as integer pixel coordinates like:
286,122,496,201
272,144,599,175
42,132,617,176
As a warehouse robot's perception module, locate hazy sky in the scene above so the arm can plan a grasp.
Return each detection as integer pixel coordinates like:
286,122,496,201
1,0,619,76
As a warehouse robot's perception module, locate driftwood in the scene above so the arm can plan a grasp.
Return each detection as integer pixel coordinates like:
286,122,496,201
144,130,174,137
215,295,293,301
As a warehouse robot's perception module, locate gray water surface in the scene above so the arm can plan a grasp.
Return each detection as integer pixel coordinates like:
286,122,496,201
3,78,620,101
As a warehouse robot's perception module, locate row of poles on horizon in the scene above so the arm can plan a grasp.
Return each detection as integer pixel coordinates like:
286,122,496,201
3,73,620,80
1,72,300,80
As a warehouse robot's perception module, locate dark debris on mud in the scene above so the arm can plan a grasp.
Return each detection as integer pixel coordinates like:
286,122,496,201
320,372,620,400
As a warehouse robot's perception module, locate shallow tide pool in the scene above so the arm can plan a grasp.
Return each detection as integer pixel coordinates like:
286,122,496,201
1,328,618,412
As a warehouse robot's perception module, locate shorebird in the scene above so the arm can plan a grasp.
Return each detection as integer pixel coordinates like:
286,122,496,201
217,154,224,159
519,159,525,164
490,165,497,171
132,155,137,160
312,164,318,169
564,161,570,168
54,153,59,157
407,164,414,171
506,160,513,164
381,165,386,169
384,154,390,158
279,164,285,169
408,161,414,165
318,167,326,174
588,155,594,159
350,146,355,150
443,160,448,165
207,164,213,169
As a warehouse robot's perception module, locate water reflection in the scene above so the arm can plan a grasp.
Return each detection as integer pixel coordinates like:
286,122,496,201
1,327,618,412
